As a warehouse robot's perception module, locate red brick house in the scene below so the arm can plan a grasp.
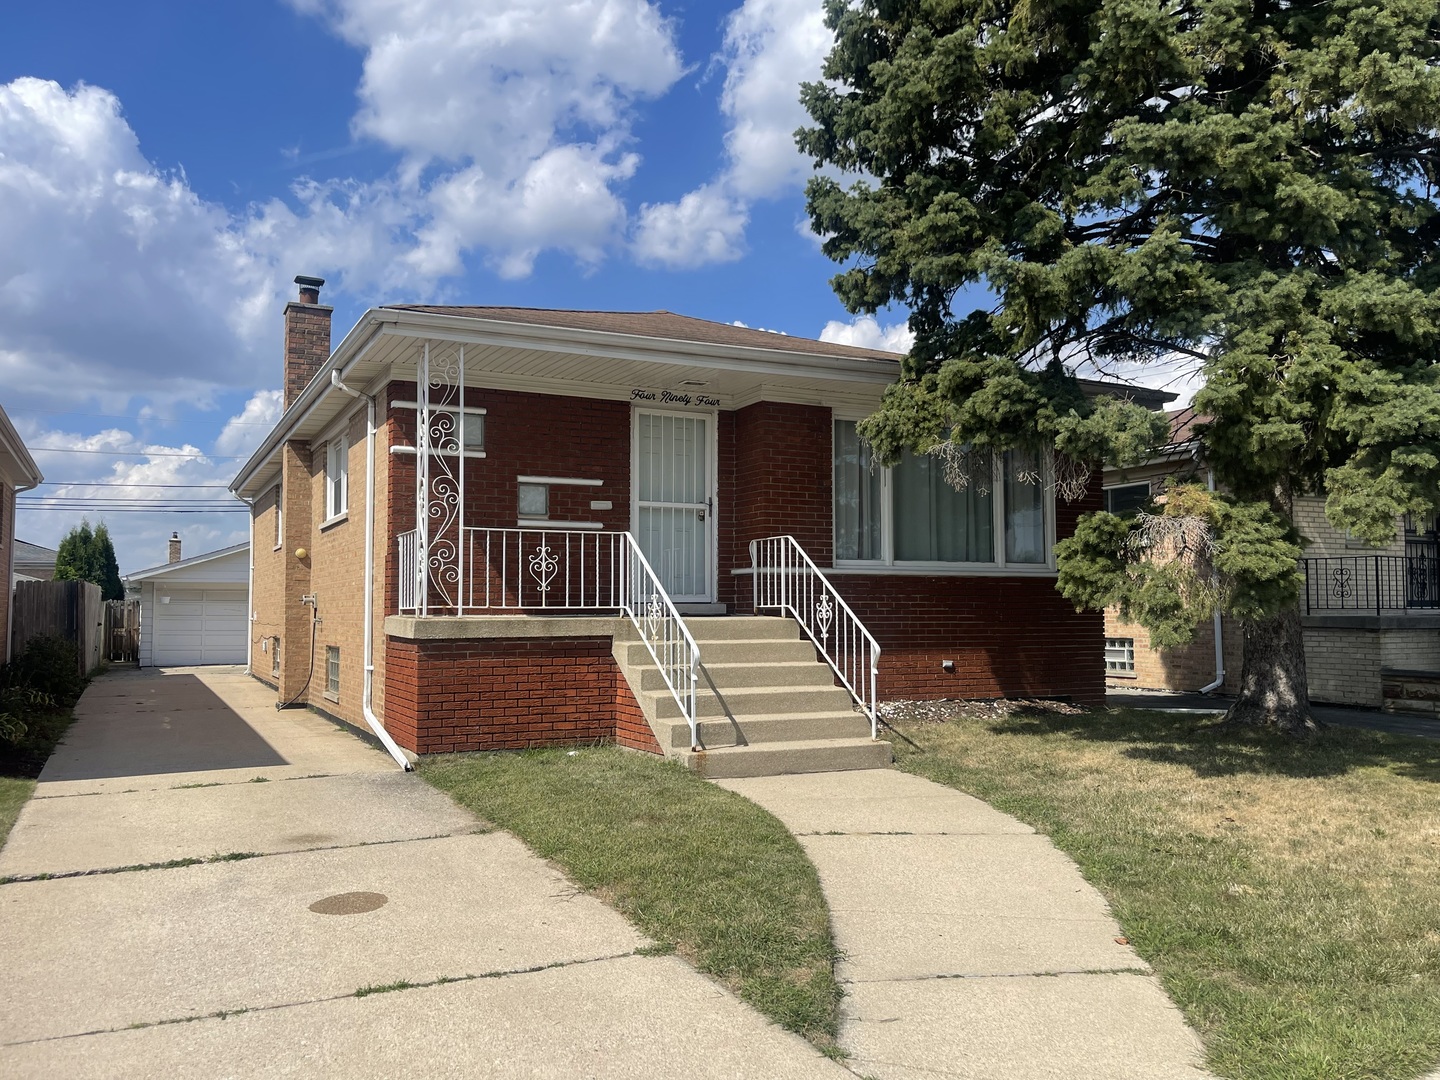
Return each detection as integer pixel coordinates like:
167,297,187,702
232,278,1157,774
2,403,44,662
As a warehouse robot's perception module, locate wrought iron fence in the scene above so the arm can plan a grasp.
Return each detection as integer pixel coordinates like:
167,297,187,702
1302,555,1440,614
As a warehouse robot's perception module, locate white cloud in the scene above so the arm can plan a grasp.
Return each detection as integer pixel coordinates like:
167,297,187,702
820,315,914,354
0,79,282,413
633,186,749,268
293,0,683,275
718,0,831,199
214,390,284,458
20,423,248,574
632,0,829,267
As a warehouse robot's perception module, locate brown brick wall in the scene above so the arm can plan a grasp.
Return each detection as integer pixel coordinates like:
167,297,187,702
1103,610,1243,694
283,302,333,410
832,574,1106,705
729,403,832,599
383,636,662,755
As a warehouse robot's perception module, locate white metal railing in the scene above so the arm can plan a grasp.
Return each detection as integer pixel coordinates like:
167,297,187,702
618,532,701,750
395,526,701,748
398,529,419,612
749,535,881,739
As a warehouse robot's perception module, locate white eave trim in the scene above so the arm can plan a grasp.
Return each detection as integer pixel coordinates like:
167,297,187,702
127,542,250,582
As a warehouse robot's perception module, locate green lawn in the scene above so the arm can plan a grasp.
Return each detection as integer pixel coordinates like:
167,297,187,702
0,706,76,850
884,702,1440,1080
422,746,843,1051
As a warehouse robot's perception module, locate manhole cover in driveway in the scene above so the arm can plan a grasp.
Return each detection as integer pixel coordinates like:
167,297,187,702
309,892,388,915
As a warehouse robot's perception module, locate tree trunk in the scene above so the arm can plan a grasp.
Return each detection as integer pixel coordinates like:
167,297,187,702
1222,605,1319,734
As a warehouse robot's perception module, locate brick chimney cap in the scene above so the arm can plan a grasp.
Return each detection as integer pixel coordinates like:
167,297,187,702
294,275,325,289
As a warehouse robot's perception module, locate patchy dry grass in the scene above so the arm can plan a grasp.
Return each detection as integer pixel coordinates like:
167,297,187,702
421,746,843,1051
884,702,1440,1080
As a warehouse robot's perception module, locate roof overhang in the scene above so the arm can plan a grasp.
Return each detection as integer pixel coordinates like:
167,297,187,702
0,405,42,489
229,307,904,499
127,542,250,583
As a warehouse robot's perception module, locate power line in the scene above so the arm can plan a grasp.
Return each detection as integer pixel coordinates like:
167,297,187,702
27,447,248,459
36,482,233,489
39,410,273,426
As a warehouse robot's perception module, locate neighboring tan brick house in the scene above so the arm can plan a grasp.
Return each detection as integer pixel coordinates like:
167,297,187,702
232,278,1163,770
1102,408,1440,711
1,404,44,663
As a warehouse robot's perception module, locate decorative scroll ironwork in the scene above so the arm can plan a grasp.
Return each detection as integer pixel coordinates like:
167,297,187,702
528,543,559,594
416,340,466,614
1329,566,1354,600
815,594,833,646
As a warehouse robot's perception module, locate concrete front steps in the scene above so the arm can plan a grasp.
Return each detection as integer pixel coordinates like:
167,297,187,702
615,615,892,779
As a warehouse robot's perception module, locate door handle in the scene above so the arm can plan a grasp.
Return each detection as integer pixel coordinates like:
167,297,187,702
697,508,706,521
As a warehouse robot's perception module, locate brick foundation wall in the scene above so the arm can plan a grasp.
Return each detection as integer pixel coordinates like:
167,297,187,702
830,574,1106,705
1104,610,1243,694
384,636,663,755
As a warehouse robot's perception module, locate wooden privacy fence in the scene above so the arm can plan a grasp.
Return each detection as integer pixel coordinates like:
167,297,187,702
105,599,140,663
10,579,104,676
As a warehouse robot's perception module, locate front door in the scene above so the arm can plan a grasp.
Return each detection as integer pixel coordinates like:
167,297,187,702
634,409,715,602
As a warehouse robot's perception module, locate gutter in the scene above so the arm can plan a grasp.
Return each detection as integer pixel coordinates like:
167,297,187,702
330,370,414,771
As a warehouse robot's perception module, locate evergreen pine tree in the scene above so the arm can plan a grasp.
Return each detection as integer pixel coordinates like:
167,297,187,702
798,0,1440,732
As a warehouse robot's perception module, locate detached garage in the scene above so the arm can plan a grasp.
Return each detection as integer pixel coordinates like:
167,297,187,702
130,540,250,667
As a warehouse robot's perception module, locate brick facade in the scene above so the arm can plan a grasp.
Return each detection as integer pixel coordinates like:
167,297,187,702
254,366,1114,753
384,636,661,755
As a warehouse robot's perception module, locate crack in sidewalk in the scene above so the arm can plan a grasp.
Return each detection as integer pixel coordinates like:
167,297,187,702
0,829,492,885
0,950,646,1048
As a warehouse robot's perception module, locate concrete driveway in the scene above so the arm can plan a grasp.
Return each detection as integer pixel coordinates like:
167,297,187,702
0,667,845,1078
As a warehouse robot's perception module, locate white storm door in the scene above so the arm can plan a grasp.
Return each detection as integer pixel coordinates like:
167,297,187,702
634,410,715,602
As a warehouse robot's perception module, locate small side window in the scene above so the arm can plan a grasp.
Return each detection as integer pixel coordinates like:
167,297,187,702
518,483,549,520
325,646,340,700
1104,637,1136,674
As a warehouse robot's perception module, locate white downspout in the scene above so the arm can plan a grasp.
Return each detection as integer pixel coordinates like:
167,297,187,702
332,370,414,771
1198,468,1226,694
242,495,256,676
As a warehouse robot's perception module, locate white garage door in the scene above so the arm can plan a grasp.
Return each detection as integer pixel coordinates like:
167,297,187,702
152,587,248,666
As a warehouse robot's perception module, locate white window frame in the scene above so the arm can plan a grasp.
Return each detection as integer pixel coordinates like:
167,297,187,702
386,400,487,458
324,435,349,523
1105,637,1136,674
832,415,1058,575
272,482,283,550
1103,481,1150,514
325,645,340,701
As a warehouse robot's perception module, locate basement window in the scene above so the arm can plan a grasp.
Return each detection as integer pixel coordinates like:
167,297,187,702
1104,637,1136,674
325,646,340,701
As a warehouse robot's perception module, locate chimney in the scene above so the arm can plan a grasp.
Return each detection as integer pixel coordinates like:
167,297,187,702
283,275,333,410
168,532,182,564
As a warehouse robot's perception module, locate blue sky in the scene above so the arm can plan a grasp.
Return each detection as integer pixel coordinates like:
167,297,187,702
3,0,930,573
2,0,1192,575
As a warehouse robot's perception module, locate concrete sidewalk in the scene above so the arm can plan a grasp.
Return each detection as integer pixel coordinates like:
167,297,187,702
720,770,1215,1080
1108,686,1440,740
0,667,846,1078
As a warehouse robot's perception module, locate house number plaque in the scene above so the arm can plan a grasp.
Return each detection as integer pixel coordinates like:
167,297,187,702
631,388,721,408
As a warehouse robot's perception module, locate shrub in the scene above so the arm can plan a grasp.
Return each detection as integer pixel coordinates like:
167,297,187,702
3,636,86,706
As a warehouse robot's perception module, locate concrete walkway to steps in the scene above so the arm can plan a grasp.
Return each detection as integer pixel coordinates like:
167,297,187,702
0,666,847,1079
719,770,1217,1080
